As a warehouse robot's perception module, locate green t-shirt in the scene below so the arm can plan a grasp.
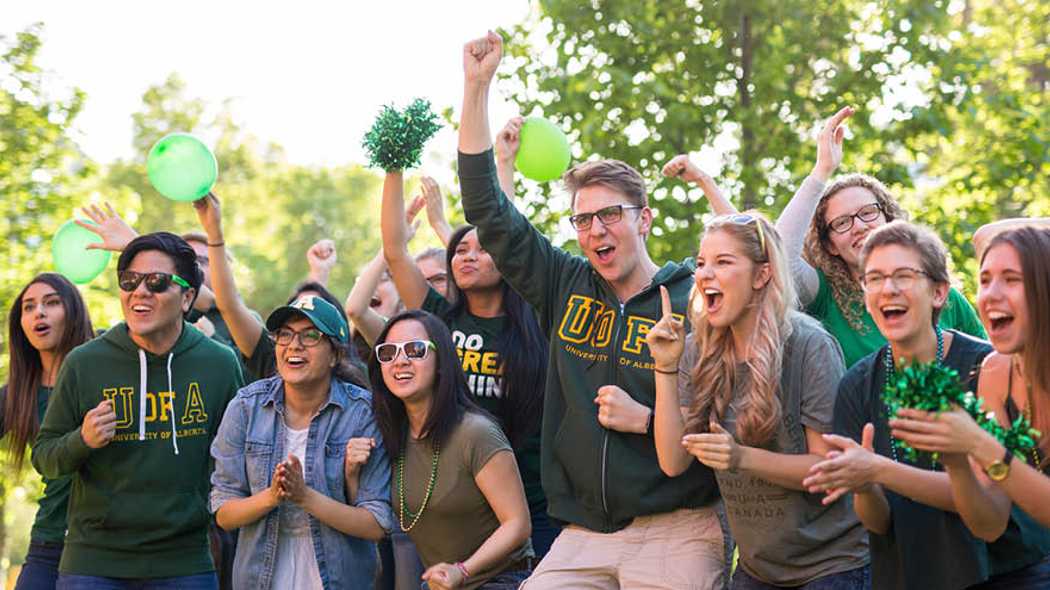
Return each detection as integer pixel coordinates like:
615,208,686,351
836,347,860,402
806,269,987,368
397,412,532,589
32,386,73,543
421,288,545,515
0,385,72,543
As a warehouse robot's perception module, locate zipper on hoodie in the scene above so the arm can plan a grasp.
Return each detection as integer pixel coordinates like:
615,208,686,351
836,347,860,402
600,305,624,522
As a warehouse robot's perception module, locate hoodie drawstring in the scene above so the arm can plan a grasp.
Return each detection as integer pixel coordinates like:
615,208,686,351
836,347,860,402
136,349,180,455
138,349,147,442
166,352,179,455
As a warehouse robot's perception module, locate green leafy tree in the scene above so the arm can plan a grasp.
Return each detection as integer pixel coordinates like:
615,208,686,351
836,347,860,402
500,0,1026,269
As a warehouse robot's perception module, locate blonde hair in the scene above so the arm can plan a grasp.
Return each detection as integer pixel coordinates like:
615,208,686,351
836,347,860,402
803,174,906,331
687,212,798,446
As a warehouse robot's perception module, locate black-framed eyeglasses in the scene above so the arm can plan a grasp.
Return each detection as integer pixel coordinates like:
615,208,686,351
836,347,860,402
827,203,883,234
861,267,931,291
375,340,436,364
725,213,767,256
569,204,644,231
117,270,191,293
272,327,326,347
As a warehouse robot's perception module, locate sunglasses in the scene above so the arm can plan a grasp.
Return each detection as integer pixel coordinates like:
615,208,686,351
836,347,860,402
726,213,767,256
118,270,191,293
375,340,436,364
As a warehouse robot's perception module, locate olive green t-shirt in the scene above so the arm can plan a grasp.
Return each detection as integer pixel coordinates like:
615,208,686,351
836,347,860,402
396,411,532,590
421,288,545,516
806,269,987,368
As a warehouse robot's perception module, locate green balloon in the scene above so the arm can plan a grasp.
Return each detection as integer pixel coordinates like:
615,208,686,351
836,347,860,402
146,133,218,201
515,117,571,182
52,220,111,284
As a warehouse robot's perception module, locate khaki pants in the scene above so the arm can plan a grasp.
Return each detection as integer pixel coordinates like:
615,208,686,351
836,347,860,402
520,506,726,590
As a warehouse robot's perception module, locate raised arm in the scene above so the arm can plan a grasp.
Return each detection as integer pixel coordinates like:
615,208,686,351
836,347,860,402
192,193,264,357
419,176,454,247
306,239,338,287
661,155,738,216
776,106,853,305
646,286,694,476
458,33,575,319
345,250,390,347
494,116,523,199
381,172,430,309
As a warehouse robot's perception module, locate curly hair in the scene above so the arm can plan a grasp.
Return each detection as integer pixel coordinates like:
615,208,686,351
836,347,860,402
803,174,907,331
686,212,798,447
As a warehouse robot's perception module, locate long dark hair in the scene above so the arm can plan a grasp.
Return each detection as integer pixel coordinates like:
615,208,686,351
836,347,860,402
286,282,368,389
983,227,1050,466
444,225,547,449
4,273,94,469
369,310,480,459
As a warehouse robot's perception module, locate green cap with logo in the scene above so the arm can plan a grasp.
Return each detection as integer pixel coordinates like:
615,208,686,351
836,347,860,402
265,295,349,344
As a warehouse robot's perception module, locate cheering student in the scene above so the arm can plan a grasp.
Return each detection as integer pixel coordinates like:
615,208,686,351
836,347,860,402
210,295,392,589
459,32,726,589
647,213,869,589
890,228,1050,533
381,170,554,557
806,221,1050,588
776,107,985,367
2,274,94,590
33,233,244,589
371,310,533,589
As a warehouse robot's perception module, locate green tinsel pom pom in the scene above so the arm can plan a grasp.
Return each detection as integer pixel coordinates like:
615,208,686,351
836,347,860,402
883,361,1040,463
362,98,442,171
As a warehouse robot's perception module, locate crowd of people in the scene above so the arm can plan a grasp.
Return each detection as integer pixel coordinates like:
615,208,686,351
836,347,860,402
3,30,1050,590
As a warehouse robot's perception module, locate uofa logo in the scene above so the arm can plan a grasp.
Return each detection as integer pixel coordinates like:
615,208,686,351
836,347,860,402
103,382,209,429
557,294,684,355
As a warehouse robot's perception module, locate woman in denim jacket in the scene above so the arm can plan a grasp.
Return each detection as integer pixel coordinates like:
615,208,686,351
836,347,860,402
210,295,393,589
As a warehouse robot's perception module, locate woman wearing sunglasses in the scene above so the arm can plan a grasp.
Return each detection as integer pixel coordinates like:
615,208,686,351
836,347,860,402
2,273,94,590
648,212,870,589
887,228,1050,566
776,107,984,367
370,309,532,590
804,221,1050,589
210,295,393,590
380,171,554,558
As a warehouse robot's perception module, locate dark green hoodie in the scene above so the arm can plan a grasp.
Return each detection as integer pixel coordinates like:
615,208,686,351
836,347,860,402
459,150,718,533
32,322,243,578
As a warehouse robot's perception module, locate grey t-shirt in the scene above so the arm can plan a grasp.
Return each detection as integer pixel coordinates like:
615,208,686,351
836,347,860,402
678,312,869,586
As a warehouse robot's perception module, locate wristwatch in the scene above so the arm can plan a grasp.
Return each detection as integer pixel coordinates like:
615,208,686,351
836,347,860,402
985,448,1014,482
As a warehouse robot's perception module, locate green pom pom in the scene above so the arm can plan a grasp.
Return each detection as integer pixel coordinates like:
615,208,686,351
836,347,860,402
883,361,1038,464
362,98,442,171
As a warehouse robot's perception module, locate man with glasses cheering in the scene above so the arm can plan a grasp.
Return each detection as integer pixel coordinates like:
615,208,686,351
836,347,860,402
456,32,725,589
34,232,244,589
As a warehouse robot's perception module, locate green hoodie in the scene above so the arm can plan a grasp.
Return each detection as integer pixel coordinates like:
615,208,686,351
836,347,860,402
459,150,718,533
32,322,244,578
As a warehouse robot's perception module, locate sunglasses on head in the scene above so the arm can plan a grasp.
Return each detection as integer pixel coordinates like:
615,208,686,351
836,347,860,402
374,340,436,364
117,270,191,293
726,213,767,256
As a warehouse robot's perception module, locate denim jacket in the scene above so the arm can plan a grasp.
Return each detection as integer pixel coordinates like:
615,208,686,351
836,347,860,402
210,376,393,590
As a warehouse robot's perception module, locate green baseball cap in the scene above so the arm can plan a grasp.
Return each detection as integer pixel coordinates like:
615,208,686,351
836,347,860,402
265,295,349,344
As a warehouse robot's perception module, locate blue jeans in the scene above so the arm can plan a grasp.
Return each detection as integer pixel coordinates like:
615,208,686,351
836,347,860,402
972,554,1050,589
730,565,870,590
56,573,218,590
15,541,63,590
530,509,561,561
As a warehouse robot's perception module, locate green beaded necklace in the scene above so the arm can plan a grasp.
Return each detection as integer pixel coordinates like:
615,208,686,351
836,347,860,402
396,441,441,532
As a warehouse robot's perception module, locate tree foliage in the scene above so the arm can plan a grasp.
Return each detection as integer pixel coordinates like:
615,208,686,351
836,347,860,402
501,0,1048,281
